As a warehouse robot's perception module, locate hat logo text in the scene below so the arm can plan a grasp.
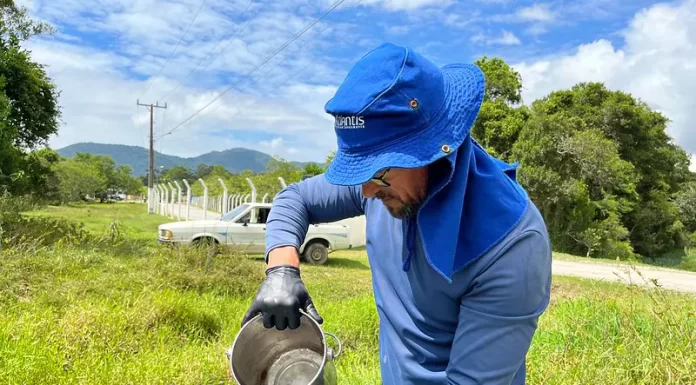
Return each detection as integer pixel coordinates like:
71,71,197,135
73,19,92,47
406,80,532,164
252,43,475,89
334,115,365,129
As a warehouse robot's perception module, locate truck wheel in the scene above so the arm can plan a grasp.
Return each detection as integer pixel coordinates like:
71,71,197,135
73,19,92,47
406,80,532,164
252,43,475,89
192,237,219,253
303,241,329,265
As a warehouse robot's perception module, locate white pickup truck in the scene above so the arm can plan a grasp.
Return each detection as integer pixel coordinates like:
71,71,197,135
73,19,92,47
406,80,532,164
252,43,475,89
157,202,353,265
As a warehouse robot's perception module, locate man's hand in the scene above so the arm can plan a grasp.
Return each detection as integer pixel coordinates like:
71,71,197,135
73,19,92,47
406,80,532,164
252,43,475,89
241,247,323,330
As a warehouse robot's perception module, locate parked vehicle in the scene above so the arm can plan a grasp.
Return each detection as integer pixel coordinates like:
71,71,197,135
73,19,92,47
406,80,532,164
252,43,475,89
157,202,353,265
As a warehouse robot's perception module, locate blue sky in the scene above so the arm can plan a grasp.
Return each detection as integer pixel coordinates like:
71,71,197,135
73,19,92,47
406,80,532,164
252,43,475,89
18,0,696,170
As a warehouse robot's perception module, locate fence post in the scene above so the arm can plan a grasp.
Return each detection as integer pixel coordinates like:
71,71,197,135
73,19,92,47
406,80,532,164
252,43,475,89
246,178,257,203
158,184,165,215
158,185,164,214
262,193,269,203
243,193,250,203
199,178,208,220
147,184,154,214
163,184,169,215
174,181,183,221
161,184,168,216
152,185,158,214
278,177,287,189
182,179,191,221
166,183,175,219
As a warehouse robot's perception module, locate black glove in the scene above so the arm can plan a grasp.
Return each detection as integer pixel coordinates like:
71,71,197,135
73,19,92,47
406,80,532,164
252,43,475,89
241,265,323,330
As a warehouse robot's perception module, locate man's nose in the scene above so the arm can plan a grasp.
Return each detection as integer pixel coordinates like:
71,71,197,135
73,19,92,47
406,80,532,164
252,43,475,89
362,182,379,198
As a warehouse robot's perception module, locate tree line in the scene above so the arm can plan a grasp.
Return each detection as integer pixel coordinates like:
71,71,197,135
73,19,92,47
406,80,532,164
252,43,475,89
469,57,696,259
2,1,694,259
156,156,328,198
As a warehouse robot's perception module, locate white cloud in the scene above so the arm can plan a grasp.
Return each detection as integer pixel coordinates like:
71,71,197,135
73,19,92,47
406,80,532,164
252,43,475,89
471,30,521,46
690,155,696,172
496,30,521,45
260,137,284,150
385,25,410,35
513,0,696,155
29,36,338,162
17,0,365,163
516,4,555,22
524,23,548,36
360,0,452,11
473,0,511,4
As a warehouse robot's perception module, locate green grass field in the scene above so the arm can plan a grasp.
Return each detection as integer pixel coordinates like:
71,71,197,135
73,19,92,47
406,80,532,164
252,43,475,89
1,203,694,384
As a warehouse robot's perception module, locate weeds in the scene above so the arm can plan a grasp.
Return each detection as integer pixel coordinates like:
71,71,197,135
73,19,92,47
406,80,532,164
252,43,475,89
0,203,694,385
527,268,696,385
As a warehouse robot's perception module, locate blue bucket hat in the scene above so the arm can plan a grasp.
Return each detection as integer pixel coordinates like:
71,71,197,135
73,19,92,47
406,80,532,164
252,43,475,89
323,42,486,186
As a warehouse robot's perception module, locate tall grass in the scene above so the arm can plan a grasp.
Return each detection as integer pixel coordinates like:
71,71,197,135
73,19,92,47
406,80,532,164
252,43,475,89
528,275,696,384
0,203,694,384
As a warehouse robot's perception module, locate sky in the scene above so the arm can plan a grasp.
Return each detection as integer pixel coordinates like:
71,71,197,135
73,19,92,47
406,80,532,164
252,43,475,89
16,0,696,171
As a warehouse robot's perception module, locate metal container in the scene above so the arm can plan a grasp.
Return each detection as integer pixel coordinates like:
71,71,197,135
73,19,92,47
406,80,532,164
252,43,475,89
226,311,342,385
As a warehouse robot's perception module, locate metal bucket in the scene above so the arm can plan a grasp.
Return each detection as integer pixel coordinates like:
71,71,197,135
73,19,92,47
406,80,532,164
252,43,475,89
226,311,342,385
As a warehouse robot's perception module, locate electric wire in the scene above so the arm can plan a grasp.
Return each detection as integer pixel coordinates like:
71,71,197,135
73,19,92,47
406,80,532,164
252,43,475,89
137,0,209,99
157,0,257,102
194,17,336,124
160,0,382,137
158,0,353,138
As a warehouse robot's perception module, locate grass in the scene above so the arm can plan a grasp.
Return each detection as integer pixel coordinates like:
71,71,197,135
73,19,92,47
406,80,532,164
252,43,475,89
25,202,166,242
1,203,694,384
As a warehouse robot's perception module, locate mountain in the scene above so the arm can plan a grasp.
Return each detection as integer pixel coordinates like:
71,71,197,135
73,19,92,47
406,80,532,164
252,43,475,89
56,142,315,176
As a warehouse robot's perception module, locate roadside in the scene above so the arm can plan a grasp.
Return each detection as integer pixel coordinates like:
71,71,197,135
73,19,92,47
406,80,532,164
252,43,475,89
552,259,696,294
27,203,696,295
554,251,696,273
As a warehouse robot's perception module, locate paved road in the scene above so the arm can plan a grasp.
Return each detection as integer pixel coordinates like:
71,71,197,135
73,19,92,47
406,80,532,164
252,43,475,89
553,259,696,294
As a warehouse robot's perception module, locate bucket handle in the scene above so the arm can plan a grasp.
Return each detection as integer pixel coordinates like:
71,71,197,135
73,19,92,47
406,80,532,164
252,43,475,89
325,331,343,359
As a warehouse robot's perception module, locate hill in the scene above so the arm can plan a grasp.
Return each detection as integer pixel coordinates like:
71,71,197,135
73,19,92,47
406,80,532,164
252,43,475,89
56,142,314,176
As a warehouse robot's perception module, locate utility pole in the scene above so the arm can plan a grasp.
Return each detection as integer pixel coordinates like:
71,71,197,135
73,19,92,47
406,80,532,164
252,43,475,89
137,99,167,214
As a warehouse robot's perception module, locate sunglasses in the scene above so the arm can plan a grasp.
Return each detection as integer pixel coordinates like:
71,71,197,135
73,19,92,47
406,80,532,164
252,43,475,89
370,168,391,187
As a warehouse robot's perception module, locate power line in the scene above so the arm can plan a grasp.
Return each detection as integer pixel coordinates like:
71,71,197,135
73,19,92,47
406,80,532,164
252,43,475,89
158,0,380,140
158,0,257,102
194,17,337,123
158,0,353,138
137,0,209,99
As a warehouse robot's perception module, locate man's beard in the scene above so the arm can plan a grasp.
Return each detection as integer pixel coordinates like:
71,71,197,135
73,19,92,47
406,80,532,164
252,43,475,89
375,191,423,219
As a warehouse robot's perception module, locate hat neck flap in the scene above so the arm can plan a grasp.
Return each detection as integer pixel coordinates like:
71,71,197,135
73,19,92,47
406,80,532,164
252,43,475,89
412,135,529,282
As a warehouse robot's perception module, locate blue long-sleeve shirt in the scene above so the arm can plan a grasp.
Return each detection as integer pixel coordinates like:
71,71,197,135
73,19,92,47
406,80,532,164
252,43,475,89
265,138,552,385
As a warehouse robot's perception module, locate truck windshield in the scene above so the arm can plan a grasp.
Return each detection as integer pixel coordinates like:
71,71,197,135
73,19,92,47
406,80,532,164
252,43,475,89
220,204,249,222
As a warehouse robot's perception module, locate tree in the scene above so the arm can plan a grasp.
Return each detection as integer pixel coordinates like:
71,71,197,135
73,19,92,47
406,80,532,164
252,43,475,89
54,158,107,202
471,56,528,161
194,164,214,180
512,111,638,259
115,164,144,196
532,83,690,256
474,56,523,104
0,1,61,196
52,153,143,202
161,165,194,184
266,156,299,176
511,82,691,258
676,183,696,233
302,163,324,177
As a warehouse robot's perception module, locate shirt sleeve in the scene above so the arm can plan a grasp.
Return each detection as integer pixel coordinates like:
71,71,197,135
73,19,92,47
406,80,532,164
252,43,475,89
264,173,366,261
445,230,552,385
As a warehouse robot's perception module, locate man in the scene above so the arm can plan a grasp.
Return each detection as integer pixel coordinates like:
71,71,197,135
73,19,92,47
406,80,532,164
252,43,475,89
241,43,552,385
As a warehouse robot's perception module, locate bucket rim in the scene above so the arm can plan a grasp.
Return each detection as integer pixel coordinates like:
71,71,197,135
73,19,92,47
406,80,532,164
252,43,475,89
229,309,328,385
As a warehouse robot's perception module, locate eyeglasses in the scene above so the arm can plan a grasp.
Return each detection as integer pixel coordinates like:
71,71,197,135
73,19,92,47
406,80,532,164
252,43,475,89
370,168,391,187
